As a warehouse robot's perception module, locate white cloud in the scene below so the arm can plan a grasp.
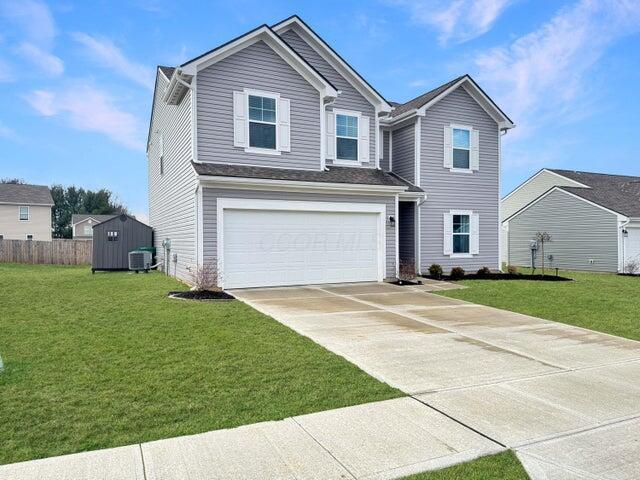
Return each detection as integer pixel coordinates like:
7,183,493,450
16,42,63,76
26,84,145,150
0,0,56,47
0,119,20,141
71,33,155,90
475,0,640,138
392,0,516,44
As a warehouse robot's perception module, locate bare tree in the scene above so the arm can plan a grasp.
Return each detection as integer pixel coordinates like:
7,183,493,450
535,232,552,275
190,264,222,292
399,259,416,282
625,258,640,275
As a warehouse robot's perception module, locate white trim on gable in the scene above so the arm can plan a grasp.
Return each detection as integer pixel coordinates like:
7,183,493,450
503,186,629,224
272,16,392,112
501,168,590,202
181,25,338,100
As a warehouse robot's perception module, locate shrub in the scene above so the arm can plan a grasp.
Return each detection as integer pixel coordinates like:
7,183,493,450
450,266,465,280
506,264,519,275
190,264,222,292
428,263,443,279
477,266,491,277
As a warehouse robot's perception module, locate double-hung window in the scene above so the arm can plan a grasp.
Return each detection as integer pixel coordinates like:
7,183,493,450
248,94,277,150
84,225,93,236
452,128,470,169
452,214,470,254
336,113,358,161
19,206,29,221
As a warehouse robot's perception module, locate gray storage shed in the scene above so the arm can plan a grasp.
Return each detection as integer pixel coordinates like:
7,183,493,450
92,214,153,271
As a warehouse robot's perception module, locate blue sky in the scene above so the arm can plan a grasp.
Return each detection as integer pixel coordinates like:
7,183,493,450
1,0,639,219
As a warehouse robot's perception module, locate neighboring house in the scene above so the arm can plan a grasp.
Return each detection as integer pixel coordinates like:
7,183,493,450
147,15,514,288
501,169,640,273
0,183,53,241
71,214,117,240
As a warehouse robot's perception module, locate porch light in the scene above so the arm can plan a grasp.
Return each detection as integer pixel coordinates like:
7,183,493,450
388,216,395,226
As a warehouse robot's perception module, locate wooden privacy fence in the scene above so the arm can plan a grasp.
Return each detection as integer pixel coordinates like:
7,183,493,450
0,239,92,265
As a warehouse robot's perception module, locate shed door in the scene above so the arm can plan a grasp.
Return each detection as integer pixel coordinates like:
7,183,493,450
222,207,383,289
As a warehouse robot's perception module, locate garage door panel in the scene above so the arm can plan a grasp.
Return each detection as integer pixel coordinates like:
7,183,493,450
222,209,382,288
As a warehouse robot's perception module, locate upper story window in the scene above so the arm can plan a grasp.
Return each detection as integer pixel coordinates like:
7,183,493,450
84,225,93,236
248,95,277,150
452,128,470,169
444,124,479,172
19,206,29,221
336,114,358,161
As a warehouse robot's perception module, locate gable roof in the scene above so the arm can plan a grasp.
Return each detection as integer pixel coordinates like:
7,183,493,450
0,183,53,205
71,214,118,226
549,169,640,218
386,74,514,130
178,23,338,97
96,213,151,229
271,15,392,112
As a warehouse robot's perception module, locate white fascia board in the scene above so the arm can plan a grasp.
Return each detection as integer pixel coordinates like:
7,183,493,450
415,77,515,130
502,168,590,202
504,186,629,223
197,175,407,195
272,18,391,112
1,202,54,207
181,27,337,98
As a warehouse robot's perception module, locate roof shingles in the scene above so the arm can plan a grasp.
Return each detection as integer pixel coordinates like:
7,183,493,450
549,169,640,218
0,183,53,205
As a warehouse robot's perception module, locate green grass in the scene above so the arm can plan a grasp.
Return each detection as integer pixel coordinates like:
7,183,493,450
0,264,401,465
402,451,529,480
439,269,640,341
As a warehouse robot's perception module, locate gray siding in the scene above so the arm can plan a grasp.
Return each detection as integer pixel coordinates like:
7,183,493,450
507,189,619,272
391,123,415,183
399,201,415,266
148,72,197,282
279,28,376,166
92,216,153,270
501,170,585,221
202,188,397,278
197,40,321,170
419,86,500,272
381,130,390,171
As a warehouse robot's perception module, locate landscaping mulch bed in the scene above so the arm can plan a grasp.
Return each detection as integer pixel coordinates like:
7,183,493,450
169,290,235,301
424,273,572,282
390,279,423,286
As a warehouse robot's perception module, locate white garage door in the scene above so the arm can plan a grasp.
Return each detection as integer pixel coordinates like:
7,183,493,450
221,203,384,289
625,226,640,269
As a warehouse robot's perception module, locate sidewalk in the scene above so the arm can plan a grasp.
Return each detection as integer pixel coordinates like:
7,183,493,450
0,397,502,480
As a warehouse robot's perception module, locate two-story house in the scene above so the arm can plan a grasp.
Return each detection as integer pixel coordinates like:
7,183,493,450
147,16,514,288
0,183,54,241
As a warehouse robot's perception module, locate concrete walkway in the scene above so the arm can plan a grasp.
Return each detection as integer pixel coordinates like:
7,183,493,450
232,282,640,479
0,397,502,480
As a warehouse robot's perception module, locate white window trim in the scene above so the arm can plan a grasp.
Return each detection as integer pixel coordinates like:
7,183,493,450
216,198,387,288
333,108,361,165
450,124,473,173
19,205,29,221
449,209,473,257
244,88,281,156
84,225,93,236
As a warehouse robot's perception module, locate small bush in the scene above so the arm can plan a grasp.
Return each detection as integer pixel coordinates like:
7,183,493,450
428,263,443,279
506,265,519,275
450,266,465,280
477,266,491,277
399,259,416,281
190,264,222,292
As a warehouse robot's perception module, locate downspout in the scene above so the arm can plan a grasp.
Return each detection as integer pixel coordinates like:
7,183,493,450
620,218,631,273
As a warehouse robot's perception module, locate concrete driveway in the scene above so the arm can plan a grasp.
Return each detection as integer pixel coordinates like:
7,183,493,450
232,281,640,480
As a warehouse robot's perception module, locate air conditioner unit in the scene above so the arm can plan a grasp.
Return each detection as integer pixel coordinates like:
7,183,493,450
129,250,152,272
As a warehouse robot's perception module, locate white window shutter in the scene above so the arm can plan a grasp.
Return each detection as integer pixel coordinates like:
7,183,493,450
470,128,480,170
470,213,480,254
233,91,247,147
278,98,291,152
443,213,453,255
326,110,335,160
359,115,370,162
443,125,453,168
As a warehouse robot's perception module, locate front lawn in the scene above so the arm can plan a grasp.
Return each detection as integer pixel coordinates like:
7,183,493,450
402,451,529,480
0,264,400,465
439,269,640,341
